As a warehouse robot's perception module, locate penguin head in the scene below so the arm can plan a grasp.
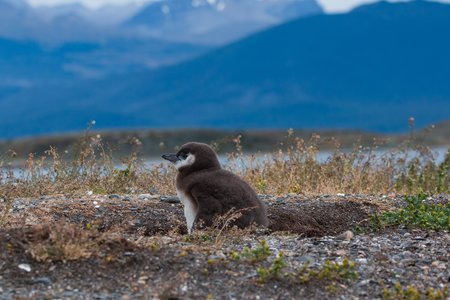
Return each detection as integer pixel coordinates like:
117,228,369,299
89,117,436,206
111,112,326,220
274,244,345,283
162,142,221,173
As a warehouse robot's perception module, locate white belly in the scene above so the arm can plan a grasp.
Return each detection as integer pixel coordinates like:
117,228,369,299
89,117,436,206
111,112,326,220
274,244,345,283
177,189,197,234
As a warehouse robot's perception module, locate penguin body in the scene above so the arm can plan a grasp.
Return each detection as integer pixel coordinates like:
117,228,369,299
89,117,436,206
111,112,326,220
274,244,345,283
162,142,268,233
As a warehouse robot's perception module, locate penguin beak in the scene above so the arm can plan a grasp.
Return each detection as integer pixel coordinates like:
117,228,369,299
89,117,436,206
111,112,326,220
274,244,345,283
162,153,180,163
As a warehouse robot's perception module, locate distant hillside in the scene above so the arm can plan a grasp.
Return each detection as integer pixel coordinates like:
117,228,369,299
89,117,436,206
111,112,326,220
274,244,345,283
1,119,448,160
125,0,322,44
0,0,105,44
1,1,450,138
0,0,210,93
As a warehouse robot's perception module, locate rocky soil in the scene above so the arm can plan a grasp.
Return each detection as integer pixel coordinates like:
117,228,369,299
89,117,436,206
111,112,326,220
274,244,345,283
0,194,448,299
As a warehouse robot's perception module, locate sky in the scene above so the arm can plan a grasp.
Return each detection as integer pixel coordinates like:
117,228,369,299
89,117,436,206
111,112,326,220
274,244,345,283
24,0,450,12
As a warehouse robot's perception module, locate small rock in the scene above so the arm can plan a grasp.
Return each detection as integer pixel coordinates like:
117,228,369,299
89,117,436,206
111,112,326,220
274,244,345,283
275,197,286,205
336,231,354,241
108,194,121,199
87,191,93,196
63,291,75,298
388,192,396,199
138,194,159,200
336,193,346,197
122,197,131,202
18,264,31,272
402,259,416,266
336,249,347,256
160,196,181,204
31,277,52,285
137,276,149,285
208,255,223,261
358,279,370,286
356,258,368,264
298,255,315,264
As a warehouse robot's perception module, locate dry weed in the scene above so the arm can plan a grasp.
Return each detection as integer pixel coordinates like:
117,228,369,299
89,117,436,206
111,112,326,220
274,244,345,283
0,126,448,199
27,222,95,262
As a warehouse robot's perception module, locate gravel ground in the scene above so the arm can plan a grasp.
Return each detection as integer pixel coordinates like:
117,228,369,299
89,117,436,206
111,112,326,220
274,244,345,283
0,194,448,299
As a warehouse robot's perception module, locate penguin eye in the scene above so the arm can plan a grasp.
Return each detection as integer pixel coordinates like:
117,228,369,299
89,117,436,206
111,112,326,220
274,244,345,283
179,152,189,160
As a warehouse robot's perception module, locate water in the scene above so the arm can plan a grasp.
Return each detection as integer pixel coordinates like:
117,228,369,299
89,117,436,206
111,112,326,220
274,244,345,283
148,147,448,171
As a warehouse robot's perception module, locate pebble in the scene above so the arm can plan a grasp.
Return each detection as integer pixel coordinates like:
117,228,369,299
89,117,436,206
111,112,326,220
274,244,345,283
138,194,159,200
336,231,354,241
31,277,52,285
137,276,148,285
122,197,131,202
335,249,347,256
18,264,31,272
275,197,287,205
108,194,121,199
160,196,181,204
358,279,370,286
298,255,315,264
356,258,368,264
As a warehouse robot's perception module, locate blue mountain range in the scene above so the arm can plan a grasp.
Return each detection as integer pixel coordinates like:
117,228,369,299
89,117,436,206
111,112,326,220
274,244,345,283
0,1,449,138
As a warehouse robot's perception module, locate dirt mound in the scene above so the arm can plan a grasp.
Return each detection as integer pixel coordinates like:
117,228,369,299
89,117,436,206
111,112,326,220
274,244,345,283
17,196,376,237
268,200,374,236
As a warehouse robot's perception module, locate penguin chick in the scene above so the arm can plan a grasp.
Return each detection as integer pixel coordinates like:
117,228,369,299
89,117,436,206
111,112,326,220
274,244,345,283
162,142,268,233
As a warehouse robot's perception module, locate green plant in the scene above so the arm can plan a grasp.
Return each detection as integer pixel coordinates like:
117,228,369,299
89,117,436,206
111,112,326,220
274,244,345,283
298,258,358,284
373,194,450,231
256,252,287,283
383,282,449,300
231,240,271,263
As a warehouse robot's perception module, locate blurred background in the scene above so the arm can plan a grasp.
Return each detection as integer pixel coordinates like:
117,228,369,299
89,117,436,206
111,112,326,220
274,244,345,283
0,0,449,157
